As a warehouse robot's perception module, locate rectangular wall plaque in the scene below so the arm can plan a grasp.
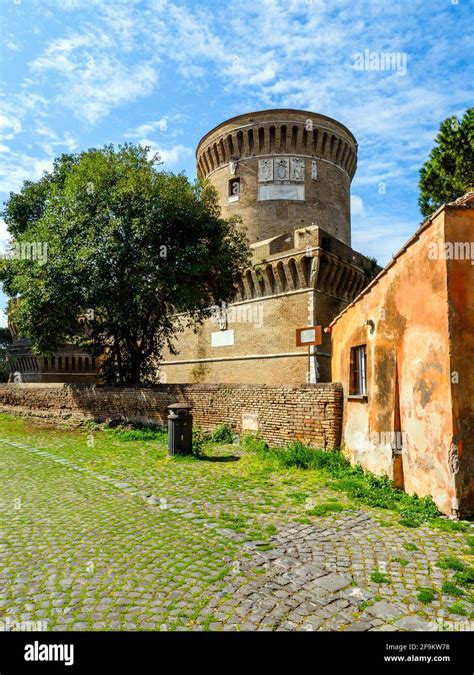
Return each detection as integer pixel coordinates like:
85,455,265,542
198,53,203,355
211,329,234,347
242,411,259,431
258,184,305,201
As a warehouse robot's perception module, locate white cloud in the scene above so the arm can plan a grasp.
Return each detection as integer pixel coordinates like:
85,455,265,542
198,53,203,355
127,119,168,137
0,309,8,329
0,114,22,140
0,151,53,193
5,40,21,52
138,140,192,166
0,219,10,242
351,195,364,216
34,124,78,155
31,30,158,124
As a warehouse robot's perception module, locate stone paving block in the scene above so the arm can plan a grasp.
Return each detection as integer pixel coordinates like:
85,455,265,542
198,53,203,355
313,573,352,592
365,601,403,620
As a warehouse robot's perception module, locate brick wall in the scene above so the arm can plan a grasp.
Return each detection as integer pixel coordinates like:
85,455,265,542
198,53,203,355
0,383,343,449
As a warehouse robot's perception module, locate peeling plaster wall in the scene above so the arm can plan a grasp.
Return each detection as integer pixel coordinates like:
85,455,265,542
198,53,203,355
445,207,474,514
331,208,473,516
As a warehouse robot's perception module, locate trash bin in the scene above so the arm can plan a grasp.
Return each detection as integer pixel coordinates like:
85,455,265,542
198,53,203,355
167,403,193,456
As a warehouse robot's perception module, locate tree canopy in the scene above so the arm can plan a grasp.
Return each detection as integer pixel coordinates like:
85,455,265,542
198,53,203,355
1,144,250,384
418,108,474,217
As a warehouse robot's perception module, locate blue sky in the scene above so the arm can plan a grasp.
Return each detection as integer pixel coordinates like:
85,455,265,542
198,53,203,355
0,0,472,326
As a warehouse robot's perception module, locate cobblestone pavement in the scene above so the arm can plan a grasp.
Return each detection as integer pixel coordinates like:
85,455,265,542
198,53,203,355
0,419,473,632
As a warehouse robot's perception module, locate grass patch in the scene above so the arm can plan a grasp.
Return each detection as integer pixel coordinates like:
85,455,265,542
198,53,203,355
441,582,465,597
417,587,436,604
453,567,474,588
218,513,248,533
105,423,167,442
306,502,346,517
403,543,418,552
255,543,273,551
437,556,466,571
370,571,390,584
465,535,474,551
448,602,468,616
256,441,439,527
288,492,309,503
391,557,409,566
241,433,269,453
430,518,469,533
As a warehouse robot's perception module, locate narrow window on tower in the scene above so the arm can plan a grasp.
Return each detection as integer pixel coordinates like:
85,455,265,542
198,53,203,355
228,177,240,203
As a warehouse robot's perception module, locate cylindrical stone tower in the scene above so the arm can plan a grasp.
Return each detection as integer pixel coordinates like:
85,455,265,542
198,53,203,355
196,109,357,246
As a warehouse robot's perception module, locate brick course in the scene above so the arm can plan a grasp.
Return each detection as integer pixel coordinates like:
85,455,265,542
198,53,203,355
0,383,343,449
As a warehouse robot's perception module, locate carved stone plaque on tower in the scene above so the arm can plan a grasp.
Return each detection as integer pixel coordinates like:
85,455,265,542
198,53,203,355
274,157,289,181
311,160,318,180
258,158,273,182
290,157,305,182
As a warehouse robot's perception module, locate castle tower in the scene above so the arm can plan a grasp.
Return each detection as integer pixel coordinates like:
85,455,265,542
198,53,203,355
196,109,357,246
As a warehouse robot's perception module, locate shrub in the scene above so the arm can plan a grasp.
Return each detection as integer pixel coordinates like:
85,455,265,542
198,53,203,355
191,427,210,457
210,424,235,444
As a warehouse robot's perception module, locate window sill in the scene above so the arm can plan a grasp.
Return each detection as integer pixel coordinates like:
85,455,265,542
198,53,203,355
347,394,368,402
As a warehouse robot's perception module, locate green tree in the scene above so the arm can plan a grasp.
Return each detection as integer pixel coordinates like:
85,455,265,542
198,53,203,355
0,327,12,382
418,108,474,217
1,144,250,384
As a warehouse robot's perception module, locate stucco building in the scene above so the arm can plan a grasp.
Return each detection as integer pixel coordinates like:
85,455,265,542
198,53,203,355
329,193,474,516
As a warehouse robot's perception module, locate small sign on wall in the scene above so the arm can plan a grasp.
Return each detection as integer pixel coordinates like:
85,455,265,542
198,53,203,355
296,325,322,346
242,411,258,431
211,329,234,347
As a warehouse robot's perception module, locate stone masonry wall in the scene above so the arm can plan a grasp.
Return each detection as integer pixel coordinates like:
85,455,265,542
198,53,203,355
0,383,343,449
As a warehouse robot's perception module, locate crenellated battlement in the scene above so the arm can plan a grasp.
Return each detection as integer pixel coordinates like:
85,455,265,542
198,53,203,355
195,109,357,246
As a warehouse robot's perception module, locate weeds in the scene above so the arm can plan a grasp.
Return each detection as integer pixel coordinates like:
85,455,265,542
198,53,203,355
441,582,465,597
403,543,418,552
306,502,346,517
417,587,436,604
105,423,167,442
256,441,440,527
370,571,390,584
209,424,235,444
241,433,269,453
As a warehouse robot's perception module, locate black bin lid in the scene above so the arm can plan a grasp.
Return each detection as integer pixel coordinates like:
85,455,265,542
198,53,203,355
167,402,192,413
